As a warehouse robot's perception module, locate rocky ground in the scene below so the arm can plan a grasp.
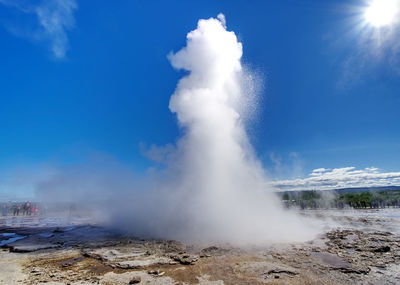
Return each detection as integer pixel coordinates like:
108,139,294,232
1,209,400,284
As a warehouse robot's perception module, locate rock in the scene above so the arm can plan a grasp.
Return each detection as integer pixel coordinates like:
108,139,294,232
170,253,199,265
201,246,219,254
148,269,165,276
81,250,107,261
199,254,210,258
129,276,141,284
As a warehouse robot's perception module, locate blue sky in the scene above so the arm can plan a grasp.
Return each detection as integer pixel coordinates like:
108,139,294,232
0,0,400,198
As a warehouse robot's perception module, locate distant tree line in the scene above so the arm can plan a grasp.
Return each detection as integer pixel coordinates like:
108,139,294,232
279,189,400,209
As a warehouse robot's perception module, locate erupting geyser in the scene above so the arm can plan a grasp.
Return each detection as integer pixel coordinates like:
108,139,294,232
37,14,320,245
116,14,319,244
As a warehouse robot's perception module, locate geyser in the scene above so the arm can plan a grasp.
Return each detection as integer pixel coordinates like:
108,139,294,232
37,14,320,245
117,14,318,244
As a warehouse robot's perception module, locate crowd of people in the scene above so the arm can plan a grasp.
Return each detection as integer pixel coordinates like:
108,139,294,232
1,201,40,216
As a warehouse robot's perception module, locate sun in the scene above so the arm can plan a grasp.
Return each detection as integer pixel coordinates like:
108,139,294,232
364,0,399,27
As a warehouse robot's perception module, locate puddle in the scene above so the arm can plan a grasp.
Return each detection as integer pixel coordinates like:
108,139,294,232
2,233,16,237
0,233,26,247
311,252,352,269
39,232,55,238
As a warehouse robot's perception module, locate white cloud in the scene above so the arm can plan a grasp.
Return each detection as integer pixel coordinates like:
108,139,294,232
35,0,77,58
0,0,77,58
312,168,328,173
272,166,400,191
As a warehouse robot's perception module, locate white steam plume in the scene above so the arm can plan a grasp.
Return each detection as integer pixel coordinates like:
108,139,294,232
36,14,320,245
109,14,319,244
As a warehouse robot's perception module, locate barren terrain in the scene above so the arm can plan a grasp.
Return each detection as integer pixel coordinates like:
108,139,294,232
1,209,400,284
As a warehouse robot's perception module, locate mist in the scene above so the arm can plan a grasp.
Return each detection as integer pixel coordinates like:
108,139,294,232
35,14,321,245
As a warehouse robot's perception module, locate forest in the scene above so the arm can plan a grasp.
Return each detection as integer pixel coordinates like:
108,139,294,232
279,187,400,209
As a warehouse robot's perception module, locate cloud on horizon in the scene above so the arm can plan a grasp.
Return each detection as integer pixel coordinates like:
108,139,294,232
272,166,400,191
0,0,77,58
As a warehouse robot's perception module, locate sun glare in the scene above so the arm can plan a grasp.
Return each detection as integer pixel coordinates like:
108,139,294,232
365,0,399,27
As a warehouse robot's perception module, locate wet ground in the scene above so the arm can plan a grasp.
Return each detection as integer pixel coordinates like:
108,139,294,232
1,209,400,284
